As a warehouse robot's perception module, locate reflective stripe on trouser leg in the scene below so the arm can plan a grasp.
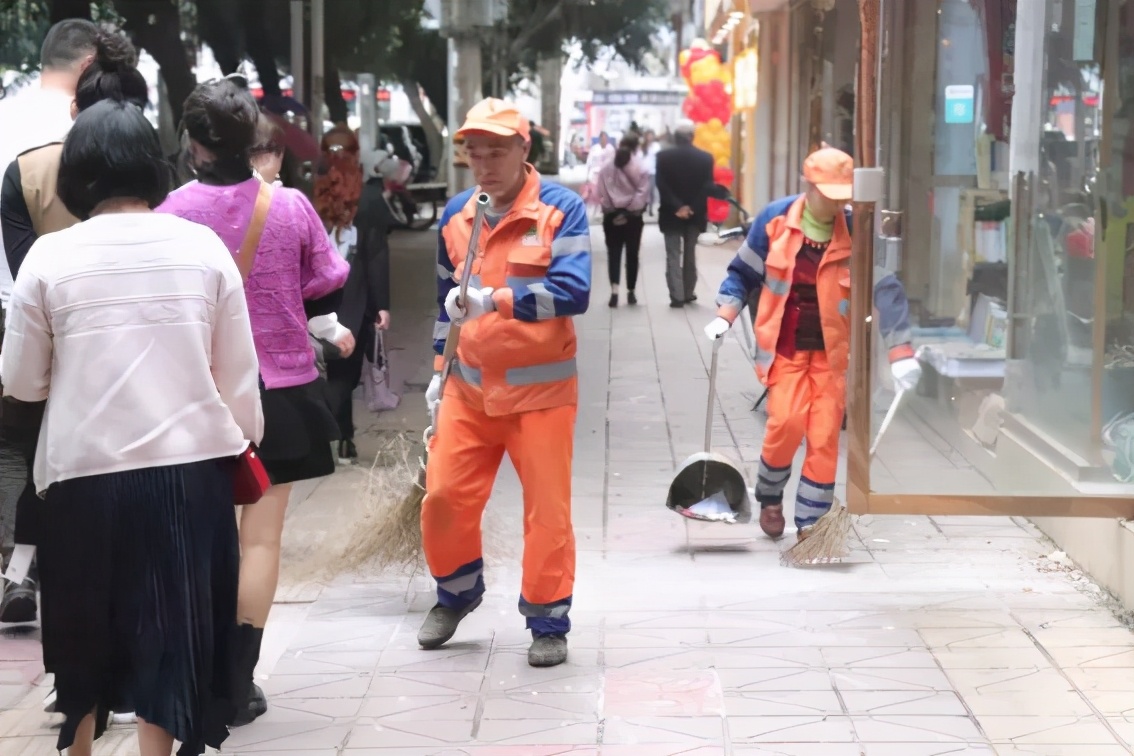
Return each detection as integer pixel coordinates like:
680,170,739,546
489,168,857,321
755,457,792,506
435,558,486,609
758,352,813,505
422,396,507,609
797,349,844,530
795,477,835,529
506,403,577,636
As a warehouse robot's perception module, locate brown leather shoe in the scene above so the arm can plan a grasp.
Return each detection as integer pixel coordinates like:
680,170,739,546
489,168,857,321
759,504,786,538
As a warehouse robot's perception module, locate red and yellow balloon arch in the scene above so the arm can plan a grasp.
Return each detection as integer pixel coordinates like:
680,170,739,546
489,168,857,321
680,41,733,223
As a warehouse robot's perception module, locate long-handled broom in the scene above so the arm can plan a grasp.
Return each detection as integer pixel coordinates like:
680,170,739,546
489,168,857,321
362,192,491,571
780,387,906,567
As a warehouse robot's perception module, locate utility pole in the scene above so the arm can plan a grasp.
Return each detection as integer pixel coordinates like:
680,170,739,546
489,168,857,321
311,0,325,144
440,0,502,196
290,0,306,106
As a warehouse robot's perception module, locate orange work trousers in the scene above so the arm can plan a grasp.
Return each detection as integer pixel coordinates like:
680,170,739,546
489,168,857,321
755,350,845,529
422,396,576,635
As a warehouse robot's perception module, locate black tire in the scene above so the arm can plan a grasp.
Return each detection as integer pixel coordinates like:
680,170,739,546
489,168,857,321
386,194,410,228
408,200,438,231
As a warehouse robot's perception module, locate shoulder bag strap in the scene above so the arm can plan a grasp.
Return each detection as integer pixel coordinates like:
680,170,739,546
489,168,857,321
236,180,275,282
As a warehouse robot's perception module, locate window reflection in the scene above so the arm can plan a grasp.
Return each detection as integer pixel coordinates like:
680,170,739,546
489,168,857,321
869,0,1134,498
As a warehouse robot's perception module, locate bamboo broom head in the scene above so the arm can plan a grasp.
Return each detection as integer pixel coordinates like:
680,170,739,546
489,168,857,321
780,501,852,567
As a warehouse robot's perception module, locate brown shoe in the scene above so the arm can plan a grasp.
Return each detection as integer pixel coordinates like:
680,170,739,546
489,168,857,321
759,504,786,538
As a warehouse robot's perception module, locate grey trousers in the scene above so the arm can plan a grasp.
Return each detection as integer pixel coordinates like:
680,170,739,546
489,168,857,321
664,227,700,304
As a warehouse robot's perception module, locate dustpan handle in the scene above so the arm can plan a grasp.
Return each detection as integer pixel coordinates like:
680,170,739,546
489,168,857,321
705,336,723,453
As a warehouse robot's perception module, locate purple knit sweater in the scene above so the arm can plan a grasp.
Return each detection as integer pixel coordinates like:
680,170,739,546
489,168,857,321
157,178,350,389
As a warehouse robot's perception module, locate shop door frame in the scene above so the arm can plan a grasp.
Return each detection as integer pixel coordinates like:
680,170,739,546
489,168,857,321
845,0,1134,519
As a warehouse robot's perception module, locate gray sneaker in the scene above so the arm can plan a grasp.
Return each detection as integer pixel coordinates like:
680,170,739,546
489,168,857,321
528,634,568,667
417,597,482,649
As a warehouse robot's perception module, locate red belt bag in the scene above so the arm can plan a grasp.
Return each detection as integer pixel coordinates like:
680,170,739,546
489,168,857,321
233,444,270,505
230,179,275,506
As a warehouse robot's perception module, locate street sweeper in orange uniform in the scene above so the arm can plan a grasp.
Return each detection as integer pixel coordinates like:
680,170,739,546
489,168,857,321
417,98,591,668
705,147,921,540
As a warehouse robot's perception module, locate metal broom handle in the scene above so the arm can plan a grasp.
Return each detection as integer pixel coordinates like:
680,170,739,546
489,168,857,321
704,336,723,453
438,192,491,394
458,192,492,310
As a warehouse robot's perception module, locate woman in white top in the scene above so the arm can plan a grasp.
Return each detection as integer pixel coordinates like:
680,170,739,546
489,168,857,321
0,100,262,756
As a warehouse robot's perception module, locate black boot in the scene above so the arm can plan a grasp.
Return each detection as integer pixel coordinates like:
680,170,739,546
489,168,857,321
230,624,268,727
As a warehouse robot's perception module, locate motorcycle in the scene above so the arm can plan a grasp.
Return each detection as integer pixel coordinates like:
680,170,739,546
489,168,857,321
367,146,438,231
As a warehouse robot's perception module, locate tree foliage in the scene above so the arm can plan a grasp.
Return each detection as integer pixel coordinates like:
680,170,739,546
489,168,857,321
481,0,670,95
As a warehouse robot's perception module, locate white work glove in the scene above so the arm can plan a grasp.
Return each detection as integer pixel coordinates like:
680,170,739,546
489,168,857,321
891,358,922,392
425,373,441,423
444,286,496,325
704,316,731,341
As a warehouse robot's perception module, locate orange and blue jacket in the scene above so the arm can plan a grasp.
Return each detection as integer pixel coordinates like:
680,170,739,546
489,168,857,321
433,167,591,416
716,194,914,383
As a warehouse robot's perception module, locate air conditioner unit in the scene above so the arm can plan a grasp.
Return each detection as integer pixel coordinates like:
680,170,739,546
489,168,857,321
440,0,507,34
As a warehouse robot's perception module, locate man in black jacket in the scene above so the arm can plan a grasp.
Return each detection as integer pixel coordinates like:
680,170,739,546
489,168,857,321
655,119,714,307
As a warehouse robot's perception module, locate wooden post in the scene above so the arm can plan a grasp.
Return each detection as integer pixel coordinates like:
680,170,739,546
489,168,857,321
846,0,880,510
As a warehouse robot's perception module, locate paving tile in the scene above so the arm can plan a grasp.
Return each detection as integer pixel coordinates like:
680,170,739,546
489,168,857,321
990,746,1132,755
600,716,723,745
852,715,985,742
842,691,969,716
357,694,478,721
731,747,864,756
482,691,600,720
722,690,842,717
223,722,353,752
862,745,995,756
960,690,1094,717
975,716,1123,745
602,668,724,717
474,719,601,745
728,715,857,743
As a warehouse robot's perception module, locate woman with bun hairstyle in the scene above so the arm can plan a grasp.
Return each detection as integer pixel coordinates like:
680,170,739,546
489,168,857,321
1,23,149,279
311,125,391,464
157,78,349,727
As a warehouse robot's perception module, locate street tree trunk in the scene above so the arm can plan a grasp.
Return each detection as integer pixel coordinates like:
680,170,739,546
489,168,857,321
325,63,347,125
538,52,562,168
401,78,445,182
115,0,196,127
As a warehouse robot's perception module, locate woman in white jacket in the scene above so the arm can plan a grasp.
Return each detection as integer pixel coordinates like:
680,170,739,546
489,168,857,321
0,100,262,756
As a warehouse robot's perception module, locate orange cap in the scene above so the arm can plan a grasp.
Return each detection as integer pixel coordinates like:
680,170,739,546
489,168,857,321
455,98,531,142
802,147,854,201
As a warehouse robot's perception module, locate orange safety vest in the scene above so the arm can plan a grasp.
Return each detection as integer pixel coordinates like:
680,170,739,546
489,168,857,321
753,195,851,383
440,169,583,416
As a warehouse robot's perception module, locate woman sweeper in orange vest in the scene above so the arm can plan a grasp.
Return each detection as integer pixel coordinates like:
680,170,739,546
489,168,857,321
705,147,921,540
417,98,592,668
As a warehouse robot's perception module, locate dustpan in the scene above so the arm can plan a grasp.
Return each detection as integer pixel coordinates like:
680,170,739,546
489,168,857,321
666,335,752,524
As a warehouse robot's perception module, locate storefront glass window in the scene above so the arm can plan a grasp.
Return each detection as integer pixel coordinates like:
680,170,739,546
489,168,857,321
869,0,1134,499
